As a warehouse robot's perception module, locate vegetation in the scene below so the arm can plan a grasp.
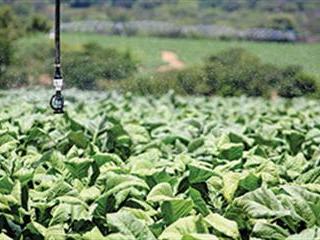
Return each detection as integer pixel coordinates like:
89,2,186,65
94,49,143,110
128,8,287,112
0,6,22,88
202,48,317,98
2,0,320,40
1,89,320,239
1,35,138,89
0,5,51,88
17,33,320,79
26,14,51,33
4,0,317,40
119,48,318,98
3,32,318,98
0,4,319,97
63,43,138,90
0,2,320,239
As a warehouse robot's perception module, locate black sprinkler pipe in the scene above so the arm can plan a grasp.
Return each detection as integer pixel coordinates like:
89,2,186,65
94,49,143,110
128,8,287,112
50,0,64,114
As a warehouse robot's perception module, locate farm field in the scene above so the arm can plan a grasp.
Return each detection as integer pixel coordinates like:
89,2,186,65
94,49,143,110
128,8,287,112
17,33,320,78
1,89,320,239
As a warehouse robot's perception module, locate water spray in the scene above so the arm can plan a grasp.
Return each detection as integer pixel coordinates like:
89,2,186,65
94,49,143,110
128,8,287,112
50,0,64,114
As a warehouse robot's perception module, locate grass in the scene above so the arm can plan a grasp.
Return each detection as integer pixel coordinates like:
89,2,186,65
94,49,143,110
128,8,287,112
18,33,320,78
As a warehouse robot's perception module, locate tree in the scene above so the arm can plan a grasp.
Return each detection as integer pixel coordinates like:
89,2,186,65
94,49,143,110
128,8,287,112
0,5,23,39
69,0,101,8
0,5,23,88
110,0,137,8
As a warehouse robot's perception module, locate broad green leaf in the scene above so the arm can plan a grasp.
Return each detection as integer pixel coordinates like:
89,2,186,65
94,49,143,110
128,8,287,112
0,176,14,194
147,182,173,202
189,188,210,216
68,130,89,149
104,172,149,195
222,172,241,202
182,233,218,240
93,153,123,166
283,153,307,179
107,212,156,240
161,198,194,224
234,187,290,219
0,140,17,154
188,138,205,152
45,225,65,240
82,227,108,240
64,157,92,178
105,233,129,240
229,131,254,147
80,186,101,202
26,222,65,240
94,173,149,216
218,143,243,160
124,124,150,144
239,172,261,191
296,167,320,184
188,163,215,184
13,168,34,185
128,149,161,176
252,222,289,240
0,233,12,240
26,221,47,237
284,130,305,155
204,213,240,239
44,179,75,202
159,216,207,240
173,154,193,172
120,207,154,225
50,197,90,225
286,227,320,240
281,185,320,227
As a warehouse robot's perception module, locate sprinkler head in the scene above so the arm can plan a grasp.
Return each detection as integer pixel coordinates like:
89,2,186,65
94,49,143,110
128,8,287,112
50,91,64,114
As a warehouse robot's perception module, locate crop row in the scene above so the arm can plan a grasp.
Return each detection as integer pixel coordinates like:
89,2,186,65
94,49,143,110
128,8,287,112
0,89,320,239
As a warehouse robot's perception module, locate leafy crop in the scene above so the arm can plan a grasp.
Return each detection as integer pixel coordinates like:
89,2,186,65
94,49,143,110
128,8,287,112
1,89,320,239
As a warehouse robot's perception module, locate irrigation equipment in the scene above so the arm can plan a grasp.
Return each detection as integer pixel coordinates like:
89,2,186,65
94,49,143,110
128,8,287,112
50,0,64,114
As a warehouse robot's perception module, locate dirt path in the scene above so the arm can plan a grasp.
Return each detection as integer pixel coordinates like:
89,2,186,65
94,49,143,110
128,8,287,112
157,51,185,72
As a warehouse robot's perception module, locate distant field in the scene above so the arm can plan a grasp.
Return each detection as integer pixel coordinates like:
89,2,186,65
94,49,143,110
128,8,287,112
20,33,320,78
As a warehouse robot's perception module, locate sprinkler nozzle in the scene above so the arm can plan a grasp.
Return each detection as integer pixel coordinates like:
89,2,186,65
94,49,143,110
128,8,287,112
50,90,64,114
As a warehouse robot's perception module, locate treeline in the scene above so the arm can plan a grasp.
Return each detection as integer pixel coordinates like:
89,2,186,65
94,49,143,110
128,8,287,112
65,0,319,11
1,0,319,39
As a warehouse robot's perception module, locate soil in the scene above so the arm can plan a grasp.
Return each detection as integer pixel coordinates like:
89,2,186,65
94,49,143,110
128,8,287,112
157,51,185,72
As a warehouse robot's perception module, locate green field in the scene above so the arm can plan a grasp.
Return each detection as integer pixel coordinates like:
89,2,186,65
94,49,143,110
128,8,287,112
2,89,320,239
19,33,320,78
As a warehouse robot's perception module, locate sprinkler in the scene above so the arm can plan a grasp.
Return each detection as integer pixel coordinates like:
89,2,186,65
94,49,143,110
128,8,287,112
50,0,64,114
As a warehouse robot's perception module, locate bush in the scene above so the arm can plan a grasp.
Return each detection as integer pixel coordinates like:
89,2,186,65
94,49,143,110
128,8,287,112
0,5,24,40
0,38,13,88
63,43,138,90
277,65,317,98
11,40,53,86
177,67,209,95
1,67,28,89
63,52,101,90
5,40,137,90
202,48,317,98
265,14,298,31
0,5,27,88
110,48,318,98
115,71,183,95
0,38,12,67
204,48,271,96
26,14,51,33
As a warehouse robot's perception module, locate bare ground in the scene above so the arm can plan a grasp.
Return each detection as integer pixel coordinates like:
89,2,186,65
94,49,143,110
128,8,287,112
157,51,185,72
